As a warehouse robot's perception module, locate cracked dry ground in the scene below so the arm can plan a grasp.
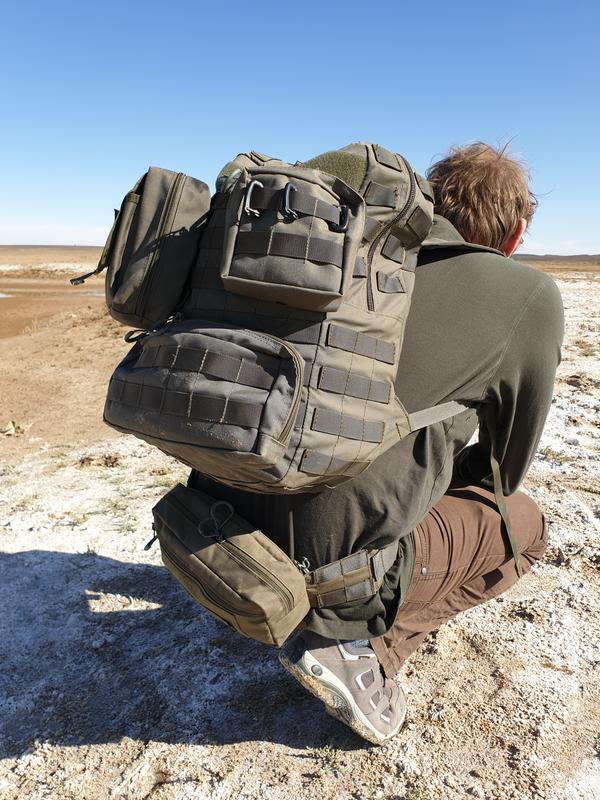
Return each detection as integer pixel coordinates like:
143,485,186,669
0,271,599,800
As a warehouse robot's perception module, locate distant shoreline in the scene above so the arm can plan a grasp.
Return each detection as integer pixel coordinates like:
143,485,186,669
1,244,598,261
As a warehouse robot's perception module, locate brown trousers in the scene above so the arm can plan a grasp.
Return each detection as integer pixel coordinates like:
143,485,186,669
372,483,548,678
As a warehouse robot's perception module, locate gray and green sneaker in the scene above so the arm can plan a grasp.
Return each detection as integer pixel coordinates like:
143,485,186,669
279,631,406,745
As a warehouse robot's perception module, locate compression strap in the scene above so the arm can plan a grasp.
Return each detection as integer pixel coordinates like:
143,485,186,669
489,437,523,578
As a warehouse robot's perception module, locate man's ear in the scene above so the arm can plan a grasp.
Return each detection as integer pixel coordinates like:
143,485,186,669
502,218,527,257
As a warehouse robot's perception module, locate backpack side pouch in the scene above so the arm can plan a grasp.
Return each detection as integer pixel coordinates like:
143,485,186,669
78,167,211,328
152,483,310,646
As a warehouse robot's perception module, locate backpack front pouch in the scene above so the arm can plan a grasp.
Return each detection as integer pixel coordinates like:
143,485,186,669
103,317,305,483
152,483,310,646
220,165,365,312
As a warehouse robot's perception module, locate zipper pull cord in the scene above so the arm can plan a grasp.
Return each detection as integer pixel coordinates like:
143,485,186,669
198,501,235,541
144,524,158,550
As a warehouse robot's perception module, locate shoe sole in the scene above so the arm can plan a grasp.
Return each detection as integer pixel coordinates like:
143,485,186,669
279,640,404,745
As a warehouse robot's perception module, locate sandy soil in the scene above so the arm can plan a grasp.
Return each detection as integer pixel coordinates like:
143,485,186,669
0,245,103,267
0,253,599,800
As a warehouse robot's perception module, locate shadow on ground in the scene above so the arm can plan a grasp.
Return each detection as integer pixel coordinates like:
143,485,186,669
0,550,366,758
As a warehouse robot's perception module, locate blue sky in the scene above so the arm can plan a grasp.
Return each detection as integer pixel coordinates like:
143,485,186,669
1,0,598,254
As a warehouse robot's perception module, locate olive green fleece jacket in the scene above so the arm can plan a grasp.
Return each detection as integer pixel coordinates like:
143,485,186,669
190,215,564,640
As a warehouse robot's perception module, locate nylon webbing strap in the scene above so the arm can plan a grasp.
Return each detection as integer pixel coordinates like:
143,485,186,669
108,379,263,427
364,181,396,208
135,345,277,391
285,324,322,345
306,541,399,608
249,186,344,226
353,256,366,277
201,225,225,251
328,324,395,364
71,194,139,285
312,408,384,443
408,401,471,431
299,449,370,477
373,145,403,171
250,151,277,164
319,366,391,403
381,234,405,264
490,438,523,577
416,173,435,203
377,271,405,294
235,231,344,267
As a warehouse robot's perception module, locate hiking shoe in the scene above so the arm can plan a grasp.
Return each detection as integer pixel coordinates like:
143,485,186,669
279,631,406,745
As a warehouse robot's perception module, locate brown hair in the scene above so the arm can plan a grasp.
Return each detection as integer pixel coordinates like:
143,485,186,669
426,142,537,251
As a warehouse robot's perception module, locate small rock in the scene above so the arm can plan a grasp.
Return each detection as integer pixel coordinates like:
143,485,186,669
466,787,484,798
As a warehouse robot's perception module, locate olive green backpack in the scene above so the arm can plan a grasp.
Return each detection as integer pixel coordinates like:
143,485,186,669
103,143,468,492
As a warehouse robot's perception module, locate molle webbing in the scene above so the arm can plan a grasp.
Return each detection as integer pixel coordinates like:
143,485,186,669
306,541,399,608
318,367,391,403
364,181,397,207
328,325,395,364
311,408,384,443
136,345,279,390
246,185,347,227
235,231,345,268
107,378,263,427
299,449,370,477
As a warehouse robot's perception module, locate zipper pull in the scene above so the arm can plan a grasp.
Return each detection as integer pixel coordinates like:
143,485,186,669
144,525,158,550
70,261,107,286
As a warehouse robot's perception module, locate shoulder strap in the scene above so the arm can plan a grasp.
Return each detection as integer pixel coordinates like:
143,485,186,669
304,541,399,609
488,422,523,578
409,402,523,576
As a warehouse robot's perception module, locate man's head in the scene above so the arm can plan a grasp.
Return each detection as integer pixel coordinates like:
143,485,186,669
426,143,537,257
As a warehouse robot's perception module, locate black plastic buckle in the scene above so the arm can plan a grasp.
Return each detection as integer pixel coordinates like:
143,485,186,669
244,179,264,217
329,204,349,233
282,182,298,220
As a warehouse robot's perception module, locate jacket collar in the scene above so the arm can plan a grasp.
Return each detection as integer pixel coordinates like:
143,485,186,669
422,215,504,256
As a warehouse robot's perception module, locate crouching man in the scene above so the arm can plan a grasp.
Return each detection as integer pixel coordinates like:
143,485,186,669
191,143,564,744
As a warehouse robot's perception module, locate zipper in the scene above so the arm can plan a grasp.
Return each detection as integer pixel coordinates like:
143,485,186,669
161,546,260,617
135,172,186,318
225,541,294,614
164,493,295,615
260,333,304,445
233,328,303,447
365,157,417,311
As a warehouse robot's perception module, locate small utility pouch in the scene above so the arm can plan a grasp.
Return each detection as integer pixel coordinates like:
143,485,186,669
152,483,310,646
72,167,211,328
220,163,365,311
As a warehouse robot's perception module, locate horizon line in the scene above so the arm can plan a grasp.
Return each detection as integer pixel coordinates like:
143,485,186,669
0,244,599,260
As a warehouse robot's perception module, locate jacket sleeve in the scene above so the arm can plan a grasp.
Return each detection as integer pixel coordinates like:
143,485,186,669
455,275,564,494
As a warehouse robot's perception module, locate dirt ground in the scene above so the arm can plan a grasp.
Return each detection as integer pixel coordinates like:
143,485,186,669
0,252,599,800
